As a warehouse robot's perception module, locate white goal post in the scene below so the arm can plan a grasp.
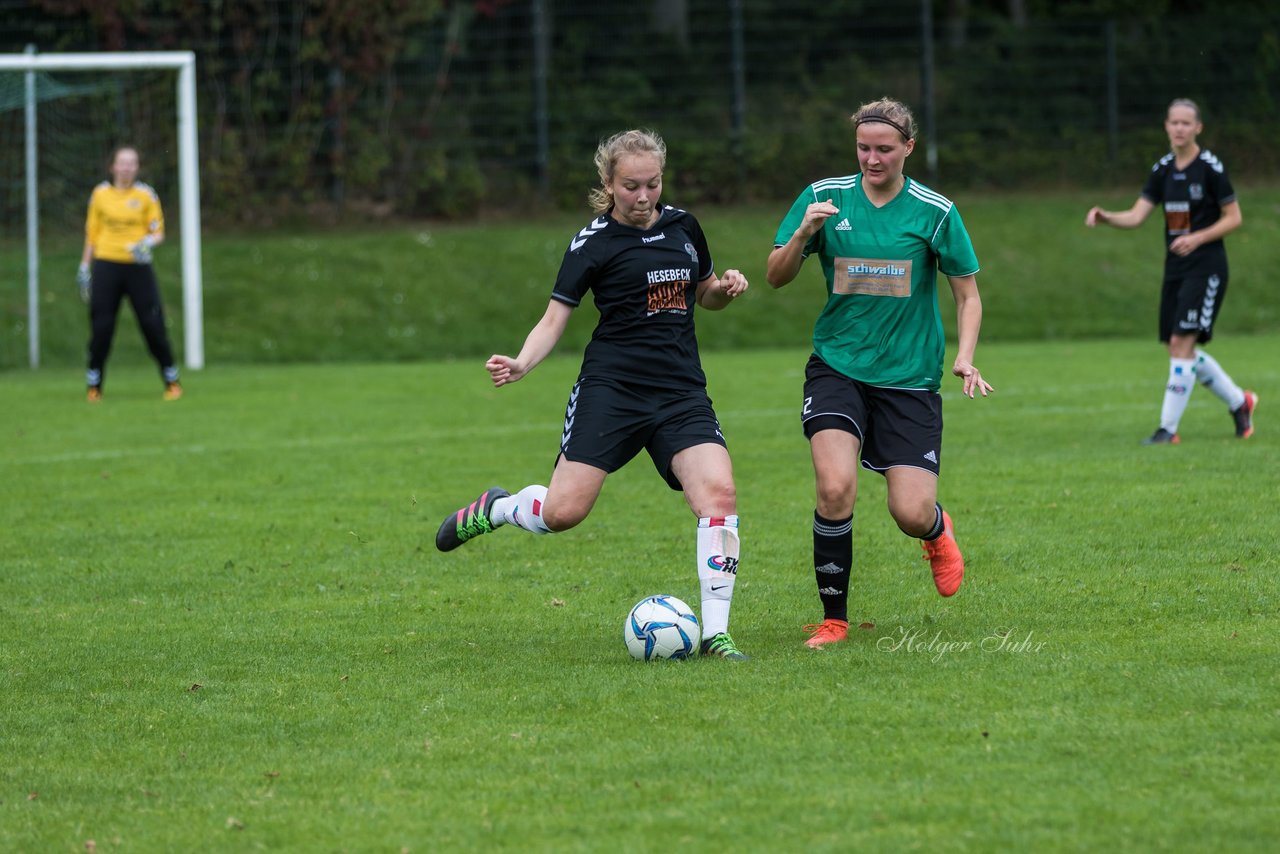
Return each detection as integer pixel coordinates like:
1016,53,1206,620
0,49,204,370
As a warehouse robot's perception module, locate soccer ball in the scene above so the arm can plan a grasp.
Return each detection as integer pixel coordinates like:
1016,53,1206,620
623,595,700,661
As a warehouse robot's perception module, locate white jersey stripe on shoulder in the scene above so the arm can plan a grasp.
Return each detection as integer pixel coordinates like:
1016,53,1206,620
928,208,953,245
811,175,859,193
908,184,953,215
907,181,953,207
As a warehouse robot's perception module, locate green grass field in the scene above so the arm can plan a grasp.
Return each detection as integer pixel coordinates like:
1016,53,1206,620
3,335,1277,851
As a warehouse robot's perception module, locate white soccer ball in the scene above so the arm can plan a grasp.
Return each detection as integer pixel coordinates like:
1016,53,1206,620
624,595,700,661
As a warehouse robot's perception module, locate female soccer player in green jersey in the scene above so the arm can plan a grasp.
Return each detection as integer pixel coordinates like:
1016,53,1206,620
766,97,993,649
1085,98,1256,445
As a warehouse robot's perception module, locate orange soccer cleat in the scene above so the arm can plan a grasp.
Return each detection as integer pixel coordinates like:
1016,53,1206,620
802,618,849,649
921,510,964,597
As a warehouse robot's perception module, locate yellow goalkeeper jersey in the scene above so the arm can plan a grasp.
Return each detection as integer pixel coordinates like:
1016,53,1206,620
85,181,165,264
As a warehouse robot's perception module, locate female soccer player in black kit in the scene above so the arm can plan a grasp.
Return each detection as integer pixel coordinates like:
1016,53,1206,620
435,129,752,660
1086,99,1255,444
79,146,182,402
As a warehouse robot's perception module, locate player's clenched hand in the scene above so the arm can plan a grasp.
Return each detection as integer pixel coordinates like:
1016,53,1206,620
1169,233,1201,257
1084,206,1108,227
800,201,840,237
486,354,526,388
718,269,749,298
952,359,993,399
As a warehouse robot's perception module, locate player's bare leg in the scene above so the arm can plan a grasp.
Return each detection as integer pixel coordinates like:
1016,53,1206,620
886,466,962,597
435,458,607,552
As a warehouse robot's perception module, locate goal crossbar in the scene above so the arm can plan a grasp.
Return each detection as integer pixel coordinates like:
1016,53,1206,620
0,50,204,369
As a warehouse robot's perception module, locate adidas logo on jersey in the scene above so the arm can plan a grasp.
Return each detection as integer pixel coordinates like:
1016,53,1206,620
833,218,851,231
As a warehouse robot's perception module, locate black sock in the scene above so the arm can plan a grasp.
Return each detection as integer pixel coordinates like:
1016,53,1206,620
921,504,944,541
813,510,853,622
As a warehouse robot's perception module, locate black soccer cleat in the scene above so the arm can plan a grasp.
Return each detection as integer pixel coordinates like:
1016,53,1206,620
435,487,509,552
1141,427,1180,446
1232,390,1258,439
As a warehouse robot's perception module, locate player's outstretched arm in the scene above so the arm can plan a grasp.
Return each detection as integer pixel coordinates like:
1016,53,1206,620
948,274,993,399
695,268,749,310
486,299,573,388
1085,197,1154,229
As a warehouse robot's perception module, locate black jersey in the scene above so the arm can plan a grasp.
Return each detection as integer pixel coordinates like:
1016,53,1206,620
1141,148,1235,273
551,204,714,389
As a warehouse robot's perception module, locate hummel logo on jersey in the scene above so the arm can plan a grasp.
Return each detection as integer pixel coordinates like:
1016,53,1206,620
923,450,938,463
815,562,843,575
834,218,851,231
641,232,666,243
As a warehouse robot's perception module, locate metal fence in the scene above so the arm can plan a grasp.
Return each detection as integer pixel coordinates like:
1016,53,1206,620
1,1,1277,223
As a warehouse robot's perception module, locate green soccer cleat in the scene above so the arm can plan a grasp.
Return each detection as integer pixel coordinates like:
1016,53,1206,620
700,632,749,661
435,487,508,552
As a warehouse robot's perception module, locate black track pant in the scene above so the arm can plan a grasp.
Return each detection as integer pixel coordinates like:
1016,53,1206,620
86,259,176,387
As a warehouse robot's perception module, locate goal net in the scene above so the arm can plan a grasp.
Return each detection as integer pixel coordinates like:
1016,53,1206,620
0,51,203,370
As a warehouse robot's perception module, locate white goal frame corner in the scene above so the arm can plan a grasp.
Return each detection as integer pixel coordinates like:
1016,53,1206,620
0,47,204,369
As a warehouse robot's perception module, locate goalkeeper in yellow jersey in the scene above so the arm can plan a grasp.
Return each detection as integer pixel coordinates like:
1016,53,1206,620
79,146,181,402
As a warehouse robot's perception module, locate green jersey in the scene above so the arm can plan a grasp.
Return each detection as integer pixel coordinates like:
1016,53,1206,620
773,174,979,390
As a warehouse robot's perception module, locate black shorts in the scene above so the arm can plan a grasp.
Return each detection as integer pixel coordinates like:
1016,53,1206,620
558,377,726,491
800,354,942,476
1159,265,1227,344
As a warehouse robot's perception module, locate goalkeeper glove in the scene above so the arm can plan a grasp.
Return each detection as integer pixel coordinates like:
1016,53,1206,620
129,234,155,264
77,263,92,304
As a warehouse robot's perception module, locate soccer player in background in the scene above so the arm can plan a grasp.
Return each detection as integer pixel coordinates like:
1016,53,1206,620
435,129,752,660
766,97,993,649
79,146,182,402
1085,98,1256,444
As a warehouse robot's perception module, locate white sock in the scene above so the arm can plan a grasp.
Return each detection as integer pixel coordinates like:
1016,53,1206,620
491,485,552,534
1194,348,1246,411
696,515,739,638
1160,358,1196,433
